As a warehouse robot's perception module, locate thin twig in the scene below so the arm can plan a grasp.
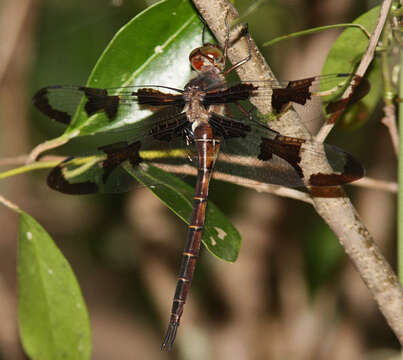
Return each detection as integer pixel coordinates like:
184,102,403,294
0,154,65,167
27,136,70,163
316,0,393,142
0,155,30,166
0,194,20,213
2,153,397,200
353,176,398,193
191,0,403,344
379,13,399,157
381,104,399,156
262,23,371,48
153,163,313,204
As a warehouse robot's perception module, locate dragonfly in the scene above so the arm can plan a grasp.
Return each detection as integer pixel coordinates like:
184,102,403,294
32,23,368,350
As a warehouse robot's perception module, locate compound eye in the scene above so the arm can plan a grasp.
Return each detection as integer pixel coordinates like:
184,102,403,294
189,44,225,72
201,45,224,63
189,47,199,60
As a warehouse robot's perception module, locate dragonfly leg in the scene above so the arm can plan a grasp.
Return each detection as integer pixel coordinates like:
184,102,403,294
223,19,252,76
223,11,230,62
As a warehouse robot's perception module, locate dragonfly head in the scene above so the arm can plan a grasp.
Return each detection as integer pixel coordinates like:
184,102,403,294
189,43,225,73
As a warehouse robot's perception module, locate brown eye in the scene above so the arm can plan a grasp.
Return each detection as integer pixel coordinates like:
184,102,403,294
189,48,199,60
201,45,223,62
189,44,225,72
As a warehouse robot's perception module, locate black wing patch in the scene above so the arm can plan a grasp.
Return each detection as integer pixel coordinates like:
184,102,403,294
80,87,120,120
271,78,315,113
203,83,257,106
325,75,370,115
33,87,72,124
308,150,364,186
258,135,305,178
98,141,143,183
135,88,185,107
47,160,98,194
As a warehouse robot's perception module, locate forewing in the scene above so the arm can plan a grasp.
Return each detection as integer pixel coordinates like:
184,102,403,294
33,85,184,126
208,74,370,120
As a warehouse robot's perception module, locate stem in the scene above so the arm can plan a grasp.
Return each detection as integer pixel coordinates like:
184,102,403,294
381,19,395,105
0,160,60,180
0,194,20,213
380,14,399,156
262,23,370,47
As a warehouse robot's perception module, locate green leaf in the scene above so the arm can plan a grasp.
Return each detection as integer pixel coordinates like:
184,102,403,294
321,6,382,129
125,163,241,262
62,0,203,138
18,211,91,360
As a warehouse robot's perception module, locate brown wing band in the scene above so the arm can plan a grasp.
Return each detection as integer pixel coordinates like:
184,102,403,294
99,141,143,183
271,77,315,113
80,87,119,120
309,152,364,186
258,135,305,178
47,164,98,195
33,87,71,124
135,88,184,107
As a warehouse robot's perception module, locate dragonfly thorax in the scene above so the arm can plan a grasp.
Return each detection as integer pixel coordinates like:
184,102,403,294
189,43,225,73
181,81,211,135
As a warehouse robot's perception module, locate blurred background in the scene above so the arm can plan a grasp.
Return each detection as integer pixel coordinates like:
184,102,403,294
0,0,399,359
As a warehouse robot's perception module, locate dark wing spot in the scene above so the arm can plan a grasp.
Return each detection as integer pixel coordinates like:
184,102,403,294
325,76,370,114
32,87,71,124
203,83,257,106
47,164,98,195
309,152,364,186
310,186,346,198
80,87,119,120
271,77,315,113
258,135,305,178
99,141,143,183
135,89,185,107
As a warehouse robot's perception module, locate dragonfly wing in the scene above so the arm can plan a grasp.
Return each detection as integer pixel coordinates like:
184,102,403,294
46,109,193,195
33,85,185,125
210,113,364,188
217,74,370,116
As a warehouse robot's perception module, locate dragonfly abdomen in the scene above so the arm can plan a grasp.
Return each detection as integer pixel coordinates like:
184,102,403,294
161,123,220,350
